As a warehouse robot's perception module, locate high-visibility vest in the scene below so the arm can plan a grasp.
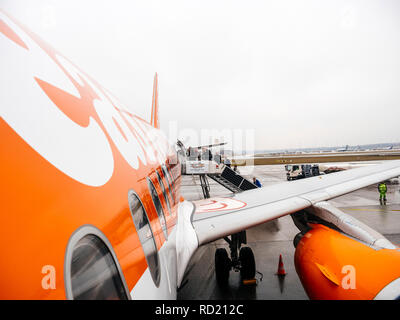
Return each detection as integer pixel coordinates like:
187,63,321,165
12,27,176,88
379,184,387,193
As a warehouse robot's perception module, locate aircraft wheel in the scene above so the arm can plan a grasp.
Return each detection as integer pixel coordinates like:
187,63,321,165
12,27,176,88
215,248,231,286
239,247,256,280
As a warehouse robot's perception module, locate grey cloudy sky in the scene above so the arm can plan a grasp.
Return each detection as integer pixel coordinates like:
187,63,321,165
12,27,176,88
2,0,400,151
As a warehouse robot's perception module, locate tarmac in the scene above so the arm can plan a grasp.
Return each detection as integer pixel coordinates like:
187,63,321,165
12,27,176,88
177,164,400,300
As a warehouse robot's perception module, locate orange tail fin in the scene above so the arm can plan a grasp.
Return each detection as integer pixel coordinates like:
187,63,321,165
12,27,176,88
150,72,160,129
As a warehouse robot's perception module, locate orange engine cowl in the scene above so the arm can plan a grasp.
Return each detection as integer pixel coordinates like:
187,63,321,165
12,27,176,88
294,224,400,300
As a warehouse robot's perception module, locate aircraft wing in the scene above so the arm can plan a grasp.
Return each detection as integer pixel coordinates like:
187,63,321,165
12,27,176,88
191,160,400,246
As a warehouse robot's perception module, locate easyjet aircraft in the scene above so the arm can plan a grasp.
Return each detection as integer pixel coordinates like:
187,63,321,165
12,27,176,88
1,10,400,300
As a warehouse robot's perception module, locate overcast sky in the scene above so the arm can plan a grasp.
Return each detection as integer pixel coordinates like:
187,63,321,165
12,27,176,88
2,0,400,151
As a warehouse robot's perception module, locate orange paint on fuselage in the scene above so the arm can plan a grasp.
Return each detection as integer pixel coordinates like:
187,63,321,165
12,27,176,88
0,114,181,299
295,224,400,300
0,10,181,299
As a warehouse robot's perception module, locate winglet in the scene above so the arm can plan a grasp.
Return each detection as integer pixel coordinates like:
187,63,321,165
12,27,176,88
150,73,160,129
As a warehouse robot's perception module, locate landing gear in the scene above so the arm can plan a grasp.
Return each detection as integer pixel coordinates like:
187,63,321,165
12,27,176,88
199,174,210,199
215,248,231,286
215,231,256,286
239,247,256,280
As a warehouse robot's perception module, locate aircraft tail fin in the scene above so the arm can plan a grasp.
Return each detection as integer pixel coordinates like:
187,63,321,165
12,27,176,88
150,73,160,129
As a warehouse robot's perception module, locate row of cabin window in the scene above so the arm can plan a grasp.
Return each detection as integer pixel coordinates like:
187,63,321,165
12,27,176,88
130,162,178,288
68,163,178,299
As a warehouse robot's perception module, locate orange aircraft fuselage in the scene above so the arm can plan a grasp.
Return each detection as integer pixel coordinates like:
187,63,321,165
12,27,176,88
1,10,181,299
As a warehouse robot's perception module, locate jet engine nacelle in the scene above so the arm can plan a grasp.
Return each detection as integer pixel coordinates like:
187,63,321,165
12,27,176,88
292,202,400,300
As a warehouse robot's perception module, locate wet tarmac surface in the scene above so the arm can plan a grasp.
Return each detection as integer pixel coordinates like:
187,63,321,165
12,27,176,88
177,164,400,300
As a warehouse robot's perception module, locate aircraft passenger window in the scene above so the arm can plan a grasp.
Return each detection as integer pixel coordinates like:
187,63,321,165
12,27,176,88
68,232,129,300
166,164,177,201
128,190,160,287
156,170,171,214
162,164,175,204
168,162,177,181
148,178,168,240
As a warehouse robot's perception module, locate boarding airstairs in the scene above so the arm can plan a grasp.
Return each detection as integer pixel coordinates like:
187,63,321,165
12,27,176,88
182,159,257,198
177,139,257,197
208,166,258,193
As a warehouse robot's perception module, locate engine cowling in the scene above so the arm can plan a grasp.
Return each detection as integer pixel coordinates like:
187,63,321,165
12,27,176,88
292,202,400,300
295,223,400,300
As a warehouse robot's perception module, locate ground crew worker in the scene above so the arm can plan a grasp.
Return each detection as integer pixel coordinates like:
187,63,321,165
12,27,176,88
253,176,262,188
378,182,387,205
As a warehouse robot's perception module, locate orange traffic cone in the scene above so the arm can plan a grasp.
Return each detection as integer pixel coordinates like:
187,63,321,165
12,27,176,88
276,254,287,276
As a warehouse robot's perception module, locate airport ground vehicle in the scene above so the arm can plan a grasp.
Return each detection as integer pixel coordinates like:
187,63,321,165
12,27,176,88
285,164,320,180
